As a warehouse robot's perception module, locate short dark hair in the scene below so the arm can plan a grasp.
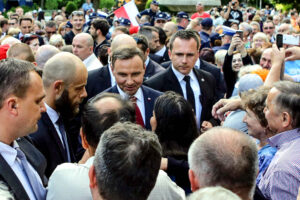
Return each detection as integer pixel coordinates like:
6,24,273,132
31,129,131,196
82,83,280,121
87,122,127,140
0,19,8,28
155,26,167,45
273,81,300,128
19,17,33,25
97,44,109,66
199,48,215,64
91,18,110,36
138,26,158,41
154,91,198,157
0,58,35,108
169,30,200,51
111,46,145,69
94,122,162,200
82,93,135,148
132,34,149,53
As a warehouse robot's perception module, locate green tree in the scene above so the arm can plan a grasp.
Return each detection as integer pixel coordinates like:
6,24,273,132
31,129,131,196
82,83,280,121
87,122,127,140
45,0,58,10
99,0,116,9
66,1,78,16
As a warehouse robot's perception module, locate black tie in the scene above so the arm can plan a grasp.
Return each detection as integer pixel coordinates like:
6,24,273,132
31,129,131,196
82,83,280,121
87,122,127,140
56,117,71,162
183,75,196,113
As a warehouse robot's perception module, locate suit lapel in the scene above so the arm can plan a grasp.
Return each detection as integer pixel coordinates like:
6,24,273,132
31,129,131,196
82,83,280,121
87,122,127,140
41,113,68,161
0,154,30,200
165,66,184,95
101,65,112,88
141,86,154,129
145,60,155,79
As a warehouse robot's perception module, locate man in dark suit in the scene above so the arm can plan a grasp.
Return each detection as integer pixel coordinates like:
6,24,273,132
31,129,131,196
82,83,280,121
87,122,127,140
144,30,218,130
133,34,165,80
104,46,162,130
85,34,137,101
30,52,88,178
0,58,47,200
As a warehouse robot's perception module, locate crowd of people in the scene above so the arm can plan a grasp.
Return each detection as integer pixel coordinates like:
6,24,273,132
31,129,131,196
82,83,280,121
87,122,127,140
0,0,300,199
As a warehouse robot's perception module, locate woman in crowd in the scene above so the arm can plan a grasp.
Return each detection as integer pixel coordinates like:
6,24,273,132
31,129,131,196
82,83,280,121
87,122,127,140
21,33,40,54
241,86,277,184
252,32,271,49
151,91,199,193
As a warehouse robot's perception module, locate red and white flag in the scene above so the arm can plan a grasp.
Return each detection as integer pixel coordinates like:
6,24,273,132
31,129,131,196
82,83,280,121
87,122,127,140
114,1,139,27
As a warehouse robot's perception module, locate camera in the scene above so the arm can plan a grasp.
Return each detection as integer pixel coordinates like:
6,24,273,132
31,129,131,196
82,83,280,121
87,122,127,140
232,2,236,6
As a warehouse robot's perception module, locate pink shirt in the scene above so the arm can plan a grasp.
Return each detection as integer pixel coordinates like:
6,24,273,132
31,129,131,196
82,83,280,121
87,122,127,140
191,12,211,19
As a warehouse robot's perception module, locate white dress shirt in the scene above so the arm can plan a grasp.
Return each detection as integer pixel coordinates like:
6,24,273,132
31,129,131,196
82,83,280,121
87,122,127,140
0,140,43,200
195,58,201,70
155,45,167,57
108,61,116,87
145,56,150,68
117,86,146,124
83,53,103,71
171,65,202,128
45,103,66,148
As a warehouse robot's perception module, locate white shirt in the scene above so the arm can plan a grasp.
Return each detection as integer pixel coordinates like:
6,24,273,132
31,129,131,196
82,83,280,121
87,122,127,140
145,56,150,68
171,65,202,128
45,103,65,147
195,58,201,70
108,61,116,87
155,45,167,57
0,140,43,200
83,53,103,71
117,86,146,124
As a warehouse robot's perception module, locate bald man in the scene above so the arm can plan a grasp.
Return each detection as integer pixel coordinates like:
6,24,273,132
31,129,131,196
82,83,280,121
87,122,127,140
85,34,137,101
30,52,88,178
72,32,102,71
35,45,60,69
260,48,272,70
7,43,35,63
163,22,178,38
188,127,258,200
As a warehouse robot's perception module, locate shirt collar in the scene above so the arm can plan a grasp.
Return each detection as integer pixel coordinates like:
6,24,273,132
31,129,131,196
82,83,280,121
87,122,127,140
83,53,94,65
45,103,60,124
0,140,19,166
116,85,143,102
145,56,150,67
171,64,197,82
155,45,166,57
268,128,300,149
195,58,200,69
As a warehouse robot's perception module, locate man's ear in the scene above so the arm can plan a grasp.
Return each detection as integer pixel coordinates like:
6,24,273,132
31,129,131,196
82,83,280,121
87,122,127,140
53,80,64,96
189,169,200,192
80,128,89,150
282,111,292,128
168,49,172,59
7,97,19,116
89,165,98,189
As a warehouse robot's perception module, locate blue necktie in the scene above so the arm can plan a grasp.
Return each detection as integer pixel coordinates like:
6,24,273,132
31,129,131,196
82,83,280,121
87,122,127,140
15,147,46,200
56,117,71,162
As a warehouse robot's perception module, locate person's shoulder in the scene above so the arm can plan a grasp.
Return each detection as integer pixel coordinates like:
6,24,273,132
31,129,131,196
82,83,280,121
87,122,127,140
142,85,163,96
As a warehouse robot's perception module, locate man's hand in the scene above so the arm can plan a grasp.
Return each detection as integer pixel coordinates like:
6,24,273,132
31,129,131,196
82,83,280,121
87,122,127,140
285,46,300,61
212,98,242,121
271,44,285,66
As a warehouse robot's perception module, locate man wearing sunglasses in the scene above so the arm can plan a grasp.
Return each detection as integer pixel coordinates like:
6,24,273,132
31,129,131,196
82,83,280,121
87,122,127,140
263,20,276,43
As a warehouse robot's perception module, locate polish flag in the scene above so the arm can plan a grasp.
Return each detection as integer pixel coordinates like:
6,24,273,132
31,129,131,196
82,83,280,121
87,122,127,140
114,1,140,27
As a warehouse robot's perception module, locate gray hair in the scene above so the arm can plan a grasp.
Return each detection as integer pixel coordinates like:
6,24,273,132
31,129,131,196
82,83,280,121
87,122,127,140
188,127,258,199
49,34,65,47
187,186,242,200
273,81,300,128
94,122,162,200
239,22,252,35
35,45,60,69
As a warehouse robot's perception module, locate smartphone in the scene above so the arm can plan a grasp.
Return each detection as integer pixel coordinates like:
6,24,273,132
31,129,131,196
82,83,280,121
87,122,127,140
276,34,283,48
283,34,300,46
236,30,243,39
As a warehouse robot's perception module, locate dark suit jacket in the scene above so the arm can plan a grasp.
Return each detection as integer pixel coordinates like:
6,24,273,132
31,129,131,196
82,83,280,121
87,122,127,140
104,85,162,130
159,60,226,99
29,112,76,178
144,66,218,126
149,53,163,64
85,64,111,102
144,59,165,81
0,136,47,200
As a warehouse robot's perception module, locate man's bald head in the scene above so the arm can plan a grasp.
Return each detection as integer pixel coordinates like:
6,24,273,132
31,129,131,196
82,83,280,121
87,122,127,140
43,52,85,88
72,32,94,61
163,22,178,38
260,48,272,70
188,127,258,199
110,34,137,53
35,45,60,69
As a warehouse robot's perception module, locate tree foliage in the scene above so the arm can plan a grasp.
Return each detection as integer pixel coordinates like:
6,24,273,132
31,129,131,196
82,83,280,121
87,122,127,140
99,0,116,9
65,1,78,15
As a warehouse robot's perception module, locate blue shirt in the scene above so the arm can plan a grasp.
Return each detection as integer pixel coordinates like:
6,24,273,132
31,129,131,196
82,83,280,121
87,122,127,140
199,31,211,49
256,144,277,184
138,9,157,26
81,3,93,11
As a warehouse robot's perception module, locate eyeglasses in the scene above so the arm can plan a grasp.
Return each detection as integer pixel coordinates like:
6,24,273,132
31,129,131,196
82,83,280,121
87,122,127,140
263,26,274,30
8,23,15,25
46,31,56,34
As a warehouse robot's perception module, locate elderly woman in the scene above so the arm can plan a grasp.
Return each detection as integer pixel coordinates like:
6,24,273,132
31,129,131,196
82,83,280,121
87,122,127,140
252,32,270,49
242,87,277,184
151,91,198,193
49,34,65,50
21,34,40,54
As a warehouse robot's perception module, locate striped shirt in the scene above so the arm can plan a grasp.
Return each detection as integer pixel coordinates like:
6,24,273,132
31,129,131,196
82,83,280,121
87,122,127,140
258,128,300,200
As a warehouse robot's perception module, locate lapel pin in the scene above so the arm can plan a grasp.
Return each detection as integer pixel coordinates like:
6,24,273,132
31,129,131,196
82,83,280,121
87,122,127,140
201,78,205,82
148,97,151,101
